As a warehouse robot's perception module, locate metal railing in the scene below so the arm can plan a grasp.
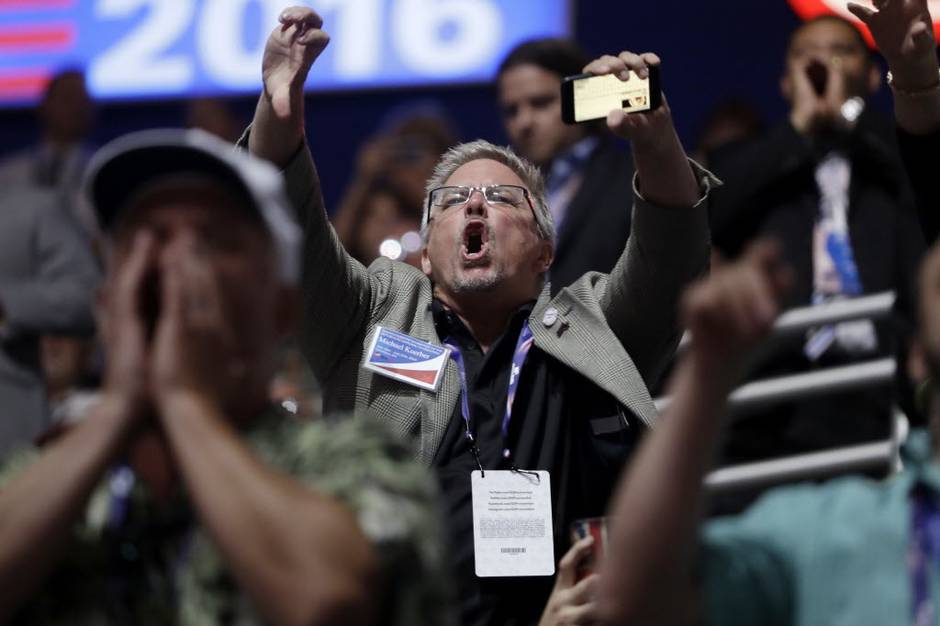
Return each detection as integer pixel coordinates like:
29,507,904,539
675,291,896,352
654,358,896,416
654,291,906,493
705,440,894,492
705,408,909,494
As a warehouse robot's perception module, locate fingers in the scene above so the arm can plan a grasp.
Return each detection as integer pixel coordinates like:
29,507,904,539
556,535,594,588
114,231,156,319
791,59,819,98
298,27,330,49
824,57,848,105
276,6,329,56
557,600,600,626
160,236,232,344
846,2,875,23
583,51,660,81
158,240,185,330
566,573,598,606
618,51,658,80
911,20,936,51
279,6,323,30
552,576,600,625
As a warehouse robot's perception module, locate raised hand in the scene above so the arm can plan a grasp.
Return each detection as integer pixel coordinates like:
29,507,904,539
539,536,601,626
680,240,792,375
788,56,854,133
100,231,158,420
151,234,240,412
582,51,673,147
262,7,330,120
848,0,938,91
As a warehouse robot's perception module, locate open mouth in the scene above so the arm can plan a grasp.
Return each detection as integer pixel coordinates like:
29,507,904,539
461,220,489,262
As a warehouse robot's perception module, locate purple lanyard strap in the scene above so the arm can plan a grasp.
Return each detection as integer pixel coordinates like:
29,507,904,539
444,320,535,473
911,489,940,625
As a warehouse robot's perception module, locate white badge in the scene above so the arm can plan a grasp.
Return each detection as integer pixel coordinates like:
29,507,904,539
362,326,451,392
471,470,555,577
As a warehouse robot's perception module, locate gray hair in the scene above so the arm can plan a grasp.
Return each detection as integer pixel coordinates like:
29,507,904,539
421,140,555,244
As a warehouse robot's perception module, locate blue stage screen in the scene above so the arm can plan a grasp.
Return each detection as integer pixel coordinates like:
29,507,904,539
0,0,570,106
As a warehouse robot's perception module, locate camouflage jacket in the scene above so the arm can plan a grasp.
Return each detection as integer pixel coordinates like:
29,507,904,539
3,409,453,625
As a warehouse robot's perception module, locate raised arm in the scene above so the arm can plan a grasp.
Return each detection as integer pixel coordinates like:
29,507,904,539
247,7,377,380
151,237,379,626
587,52,713,384
248,7,327,167
849,0,940,135
849,0,940,244
598,242,791,626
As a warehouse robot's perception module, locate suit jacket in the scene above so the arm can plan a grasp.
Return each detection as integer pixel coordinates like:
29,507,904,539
709,112,923,317
549,139,634,292
0,187,98,457
281,141,713,465
707,112,925,459
0,144,98,237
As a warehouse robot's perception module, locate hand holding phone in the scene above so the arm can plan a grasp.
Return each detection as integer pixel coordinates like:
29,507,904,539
561,65,661,124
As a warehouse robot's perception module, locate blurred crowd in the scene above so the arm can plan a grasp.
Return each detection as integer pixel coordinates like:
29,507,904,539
0,1,937,625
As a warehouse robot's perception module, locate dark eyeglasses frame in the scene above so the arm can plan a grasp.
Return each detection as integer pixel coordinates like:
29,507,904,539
424,184,536,226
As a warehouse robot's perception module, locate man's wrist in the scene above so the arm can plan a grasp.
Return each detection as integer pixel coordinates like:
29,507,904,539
887,65,940,95
156,389,222,425
92,392,146,438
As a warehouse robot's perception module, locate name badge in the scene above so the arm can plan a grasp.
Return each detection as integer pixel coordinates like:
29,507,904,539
363,326,450,392
471,470,555,577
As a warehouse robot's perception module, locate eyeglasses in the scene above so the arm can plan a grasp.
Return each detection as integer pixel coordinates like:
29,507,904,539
425,185,534,223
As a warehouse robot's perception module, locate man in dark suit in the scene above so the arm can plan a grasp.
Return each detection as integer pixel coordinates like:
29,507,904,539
708,15,925,463
497,39,635,293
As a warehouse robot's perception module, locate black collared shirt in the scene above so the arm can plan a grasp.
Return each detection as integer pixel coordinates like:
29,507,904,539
431,299,640,626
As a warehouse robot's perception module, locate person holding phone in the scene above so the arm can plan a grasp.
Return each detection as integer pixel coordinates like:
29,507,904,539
496,39,637,293
245,7,716,625
706,15,925,467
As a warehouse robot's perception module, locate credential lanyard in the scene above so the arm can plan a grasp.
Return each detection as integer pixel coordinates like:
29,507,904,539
443,320,535,473
911,488,940,625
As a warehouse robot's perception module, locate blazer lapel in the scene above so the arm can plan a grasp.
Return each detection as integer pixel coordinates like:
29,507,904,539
529,286,657,428
407,302,460,466
419,357,460,466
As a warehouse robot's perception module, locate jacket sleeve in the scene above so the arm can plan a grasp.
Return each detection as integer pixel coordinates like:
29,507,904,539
250,134,378,380
0,191,98,341
599,161,715,387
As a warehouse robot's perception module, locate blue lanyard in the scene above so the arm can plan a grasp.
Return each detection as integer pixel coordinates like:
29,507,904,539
443,320,535,472
910,488,940,625
107,464,136,530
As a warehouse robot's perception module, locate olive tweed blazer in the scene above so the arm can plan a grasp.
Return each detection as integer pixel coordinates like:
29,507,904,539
280,141,714,466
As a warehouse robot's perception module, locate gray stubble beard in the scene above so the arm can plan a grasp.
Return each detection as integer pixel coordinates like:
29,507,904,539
450,263,504,293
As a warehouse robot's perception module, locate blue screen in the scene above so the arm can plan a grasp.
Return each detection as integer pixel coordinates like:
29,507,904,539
0,0,570,106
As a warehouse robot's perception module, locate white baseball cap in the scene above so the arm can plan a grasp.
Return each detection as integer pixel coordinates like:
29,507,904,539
84,128,301,284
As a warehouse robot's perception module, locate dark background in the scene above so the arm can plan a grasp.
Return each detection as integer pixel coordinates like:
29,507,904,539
0,1,893,211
